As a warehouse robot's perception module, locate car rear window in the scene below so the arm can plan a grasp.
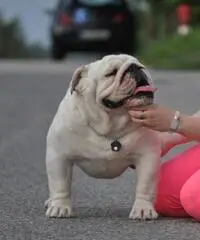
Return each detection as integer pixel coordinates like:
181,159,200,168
78,0,123,6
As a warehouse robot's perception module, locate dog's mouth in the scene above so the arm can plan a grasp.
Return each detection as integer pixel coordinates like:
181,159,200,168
102,63,156,109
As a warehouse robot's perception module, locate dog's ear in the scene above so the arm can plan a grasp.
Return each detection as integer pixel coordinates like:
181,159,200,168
70,65,88,94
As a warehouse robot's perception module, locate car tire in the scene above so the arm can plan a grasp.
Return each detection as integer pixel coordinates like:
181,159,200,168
51,44,66,61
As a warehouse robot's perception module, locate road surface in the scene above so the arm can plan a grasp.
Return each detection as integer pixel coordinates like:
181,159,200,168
1,55,200,240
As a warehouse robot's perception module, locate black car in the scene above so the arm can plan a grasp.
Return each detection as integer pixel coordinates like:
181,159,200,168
48,0,138,60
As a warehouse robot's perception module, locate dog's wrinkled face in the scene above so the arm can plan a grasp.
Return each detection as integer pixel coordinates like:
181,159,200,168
70,54,156,109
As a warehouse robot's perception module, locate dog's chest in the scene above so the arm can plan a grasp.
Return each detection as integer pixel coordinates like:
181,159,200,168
72,132,140,179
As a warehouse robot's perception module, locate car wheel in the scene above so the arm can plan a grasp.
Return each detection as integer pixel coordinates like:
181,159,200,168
51,44,66,61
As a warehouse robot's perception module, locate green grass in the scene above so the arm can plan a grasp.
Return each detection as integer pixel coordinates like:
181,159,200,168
138,28,200,70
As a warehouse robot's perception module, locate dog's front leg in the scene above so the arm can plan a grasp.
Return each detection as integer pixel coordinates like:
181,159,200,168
45,146,73,218
129,151,160,220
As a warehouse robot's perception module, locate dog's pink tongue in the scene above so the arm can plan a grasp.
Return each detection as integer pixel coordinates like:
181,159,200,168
125,86,157,107
134,86,157,94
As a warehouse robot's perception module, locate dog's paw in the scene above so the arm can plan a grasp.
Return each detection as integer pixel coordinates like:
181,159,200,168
129,199,158,220
45,198,73,218
44,198,51,208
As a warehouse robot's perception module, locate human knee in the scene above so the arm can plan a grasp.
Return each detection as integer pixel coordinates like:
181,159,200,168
180,169,200,221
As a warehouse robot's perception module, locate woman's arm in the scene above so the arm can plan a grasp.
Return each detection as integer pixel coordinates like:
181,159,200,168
178,115,200,142
128,105,200,156
159,131,188,157
164,109,200,141
160,110,200,156
160,114,200,156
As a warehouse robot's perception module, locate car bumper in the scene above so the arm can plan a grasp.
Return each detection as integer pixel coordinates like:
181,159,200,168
51,23,134,50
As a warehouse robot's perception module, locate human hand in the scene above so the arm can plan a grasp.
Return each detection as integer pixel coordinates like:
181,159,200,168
128,104,176,132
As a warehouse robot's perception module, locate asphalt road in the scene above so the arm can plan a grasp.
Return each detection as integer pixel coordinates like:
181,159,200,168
1,55,200,240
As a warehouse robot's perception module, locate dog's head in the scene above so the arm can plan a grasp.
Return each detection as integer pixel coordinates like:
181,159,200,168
70,54,156,110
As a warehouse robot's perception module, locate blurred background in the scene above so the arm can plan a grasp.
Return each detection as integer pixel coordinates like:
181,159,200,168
0,0,200,69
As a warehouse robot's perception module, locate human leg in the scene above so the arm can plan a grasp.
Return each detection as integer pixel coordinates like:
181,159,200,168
180,168,200,221
154,143,200,217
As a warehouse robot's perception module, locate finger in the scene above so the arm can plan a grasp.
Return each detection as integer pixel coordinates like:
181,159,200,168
129,110,151,120
129,110,145,119
131,117,145,124
131,118,152,128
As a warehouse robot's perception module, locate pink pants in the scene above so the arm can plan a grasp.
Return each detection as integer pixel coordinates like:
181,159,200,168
154,143,200,220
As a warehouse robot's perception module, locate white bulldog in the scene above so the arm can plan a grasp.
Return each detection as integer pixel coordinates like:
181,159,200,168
45,54,161,220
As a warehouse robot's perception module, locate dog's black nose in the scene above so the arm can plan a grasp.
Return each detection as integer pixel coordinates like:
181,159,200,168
127,64,149,88
125,64,142,79
127,63,139,73
121,63,140,84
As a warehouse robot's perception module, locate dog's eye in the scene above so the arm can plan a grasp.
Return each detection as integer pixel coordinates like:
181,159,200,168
105,68,118,77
